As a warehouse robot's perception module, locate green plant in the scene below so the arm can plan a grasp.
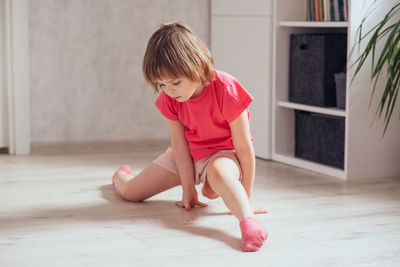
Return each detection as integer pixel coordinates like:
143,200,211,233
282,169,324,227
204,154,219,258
351,1,400,135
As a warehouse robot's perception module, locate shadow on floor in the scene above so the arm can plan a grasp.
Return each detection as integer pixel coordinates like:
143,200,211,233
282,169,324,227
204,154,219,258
99,184,242,251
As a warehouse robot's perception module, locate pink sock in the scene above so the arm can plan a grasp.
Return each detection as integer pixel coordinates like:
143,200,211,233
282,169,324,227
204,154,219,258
116,165,132,175
239,217,268,252
112,166,132,185
112,166,132,193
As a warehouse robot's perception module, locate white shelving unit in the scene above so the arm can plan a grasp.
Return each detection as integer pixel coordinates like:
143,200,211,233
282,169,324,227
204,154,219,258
272,0,350,179
211,0,400,180
272,0,400,180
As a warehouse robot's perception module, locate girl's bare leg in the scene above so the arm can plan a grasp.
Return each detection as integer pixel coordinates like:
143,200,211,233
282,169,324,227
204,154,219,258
206,157,252,220
206,156,267,252
113,163,181,201
201,180,219,199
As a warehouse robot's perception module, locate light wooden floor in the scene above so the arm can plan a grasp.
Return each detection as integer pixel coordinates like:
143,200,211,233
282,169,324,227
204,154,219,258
1,141,400,267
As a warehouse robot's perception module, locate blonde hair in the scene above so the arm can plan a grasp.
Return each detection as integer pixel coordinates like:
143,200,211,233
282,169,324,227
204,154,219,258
142,22,215,92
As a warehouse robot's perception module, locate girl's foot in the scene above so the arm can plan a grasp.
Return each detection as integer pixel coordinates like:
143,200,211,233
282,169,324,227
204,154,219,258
112,165,132,195
240,217,268,252
201,181,219,199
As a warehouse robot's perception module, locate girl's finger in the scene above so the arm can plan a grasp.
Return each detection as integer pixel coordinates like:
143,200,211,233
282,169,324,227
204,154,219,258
253,208,268,214
176,201,191,211
196,201,208,207
227,208,268,215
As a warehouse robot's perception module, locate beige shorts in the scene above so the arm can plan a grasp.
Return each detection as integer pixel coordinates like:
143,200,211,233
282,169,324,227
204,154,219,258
153,147,242,185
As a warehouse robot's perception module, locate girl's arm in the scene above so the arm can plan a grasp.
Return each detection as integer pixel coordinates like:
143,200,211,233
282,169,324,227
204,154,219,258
167,119,196,210
229,110,255,199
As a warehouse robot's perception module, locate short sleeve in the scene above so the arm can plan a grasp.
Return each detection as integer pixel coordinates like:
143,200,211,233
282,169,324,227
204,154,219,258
155,92,179,121
220,78,253,123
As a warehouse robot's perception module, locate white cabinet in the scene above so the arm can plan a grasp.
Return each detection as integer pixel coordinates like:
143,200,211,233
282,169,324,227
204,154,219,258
211,0,274,159
272,0,400,179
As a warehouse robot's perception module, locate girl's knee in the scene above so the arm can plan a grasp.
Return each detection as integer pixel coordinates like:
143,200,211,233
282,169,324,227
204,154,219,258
119,184,146,202
207,156,240,184
120,190,145,202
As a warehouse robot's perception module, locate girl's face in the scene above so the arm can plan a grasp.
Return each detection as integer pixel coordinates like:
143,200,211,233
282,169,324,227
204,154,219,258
156,76,204,102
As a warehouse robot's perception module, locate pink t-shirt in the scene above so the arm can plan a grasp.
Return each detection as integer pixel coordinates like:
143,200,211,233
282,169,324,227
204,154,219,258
155,70,253,162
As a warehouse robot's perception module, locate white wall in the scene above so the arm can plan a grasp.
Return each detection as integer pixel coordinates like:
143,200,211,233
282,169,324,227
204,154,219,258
29,0,210,143
347,0,400,179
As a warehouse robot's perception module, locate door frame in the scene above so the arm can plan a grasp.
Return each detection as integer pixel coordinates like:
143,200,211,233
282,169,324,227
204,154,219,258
1,0,30,154
0,0,6,149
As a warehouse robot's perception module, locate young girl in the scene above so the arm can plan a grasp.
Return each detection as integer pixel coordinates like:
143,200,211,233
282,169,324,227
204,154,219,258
112,22,267,252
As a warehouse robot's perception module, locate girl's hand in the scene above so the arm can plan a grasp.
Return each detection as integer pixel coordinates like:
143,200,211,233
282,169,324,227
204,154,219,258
176,188,208,211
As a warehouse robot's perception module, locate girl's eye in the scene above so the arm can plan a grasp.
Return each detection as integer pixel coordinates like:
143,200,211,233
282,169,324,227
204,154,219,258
172,81,181,86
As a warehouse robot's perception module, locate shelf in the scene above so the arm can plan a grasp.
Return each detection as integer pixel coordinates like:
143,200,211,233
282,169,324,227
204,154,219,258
272,153,345,179
280,21,349,28
277,101,346,117
273,0,351,179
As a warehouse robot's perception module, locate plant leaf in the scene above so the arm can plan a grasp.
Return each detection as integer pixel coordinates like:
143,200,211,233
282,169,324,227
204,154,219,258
350,2,400,136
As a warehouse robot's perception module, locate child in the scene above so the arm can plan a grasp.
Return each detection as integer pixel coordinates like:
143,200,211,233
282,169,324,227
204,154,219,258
112,22,267,252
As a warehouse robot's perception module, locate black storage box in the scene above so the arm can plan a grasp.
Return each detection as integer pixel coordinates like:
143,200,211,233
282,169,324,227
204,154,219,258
289,34,347,107
295,111,345,169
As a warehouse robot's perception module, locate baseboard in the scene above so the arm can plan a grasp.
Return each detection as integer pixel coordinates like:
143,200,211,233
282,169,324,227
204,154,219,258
31,139,170,155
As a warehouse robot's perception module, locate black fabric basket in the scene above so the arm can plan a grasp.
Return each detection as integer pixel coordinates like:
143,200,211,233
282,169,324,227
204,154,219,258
289,34,347,107
334,72,346,109
295,110,345,169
